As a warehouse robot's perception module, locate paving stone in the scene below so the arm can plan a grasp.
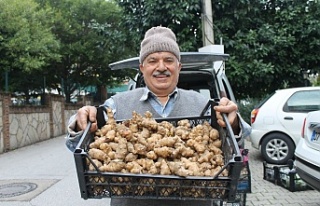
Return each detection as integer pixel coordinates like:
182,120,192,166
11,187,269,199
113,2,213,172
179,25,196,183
245,140,320,206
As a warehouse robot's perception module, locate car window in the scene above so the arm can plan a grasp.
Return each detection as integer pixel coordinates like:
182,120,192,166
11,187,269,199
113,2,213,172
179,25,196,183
254,93,275,109
198,89,211,98
284,90,320,112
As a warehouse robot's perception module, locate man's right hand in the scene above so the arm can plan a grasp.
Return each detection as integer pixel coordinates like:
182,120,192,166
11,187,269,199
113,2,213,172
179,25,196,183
76,106,98,132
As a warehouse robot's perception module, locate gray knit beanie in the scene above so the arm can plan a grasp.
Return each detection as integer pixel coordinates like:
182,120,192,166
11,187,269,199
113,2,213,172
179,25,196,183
139,26,180,63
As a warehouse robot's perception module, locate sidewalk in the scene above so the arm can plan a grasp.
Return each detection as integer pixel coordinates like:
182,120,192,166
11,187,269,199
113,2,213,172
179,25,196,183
0,135,319,206
0,135,110,206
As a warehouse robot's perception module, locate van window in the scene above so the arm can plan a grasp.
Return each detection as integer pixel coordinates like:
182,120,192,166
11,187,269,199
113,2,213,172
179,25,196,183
221,74,236,102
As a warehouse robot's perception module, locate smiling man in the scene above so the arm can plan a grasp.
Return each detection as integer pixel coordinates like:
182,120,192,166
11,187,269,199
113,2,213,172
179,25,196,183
66,26,251,206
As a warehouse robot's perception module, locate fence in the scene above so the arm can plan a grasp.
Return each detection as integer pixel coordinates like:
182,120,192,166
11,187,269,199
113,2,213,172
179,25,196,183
0,93,92,154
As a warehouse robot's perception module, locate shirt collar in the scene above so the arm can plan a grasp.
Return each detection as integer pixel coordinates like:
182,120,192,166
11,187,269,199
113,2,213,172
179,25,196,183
140,87,178,101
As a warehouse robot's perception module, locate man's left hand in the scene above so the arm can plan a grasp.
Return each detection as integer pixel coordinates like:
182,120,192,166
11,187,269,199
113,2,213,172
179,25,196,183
214,97,240,134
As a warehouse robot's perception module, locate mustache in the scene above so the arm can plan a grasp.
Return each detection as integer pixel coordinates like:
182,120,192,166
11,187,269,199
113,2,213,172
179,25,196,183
152,70,171,77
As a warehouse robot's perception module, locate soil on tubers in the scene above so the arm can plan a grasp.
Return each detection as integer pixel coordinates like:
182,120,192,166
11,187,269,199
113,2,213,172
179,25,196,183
87,108,227,177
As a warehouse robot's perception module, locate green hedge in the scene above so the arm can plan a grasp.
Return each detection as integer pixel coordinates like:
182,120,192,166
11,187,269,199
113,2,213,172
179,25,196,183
237,98,262,124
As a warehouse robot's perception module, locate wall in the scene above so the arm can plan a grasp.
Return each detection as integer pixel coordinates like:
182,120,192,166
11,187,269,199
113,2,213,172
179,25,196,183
0,99,4,153
0,93,91,154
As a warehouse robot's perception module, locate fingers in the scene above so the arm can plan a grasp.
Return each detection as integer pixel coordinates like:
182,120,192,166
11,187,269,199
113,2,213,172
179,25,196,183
76,106,98,132
216,111,226,127
76,106,89,131
214,97,238,114
214,97,238,127
89,122,98,133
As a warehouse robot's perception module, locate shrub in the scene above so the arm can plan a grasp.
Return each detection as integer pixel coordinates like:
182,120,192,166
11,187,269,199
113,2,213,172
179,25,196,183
237,97,263,124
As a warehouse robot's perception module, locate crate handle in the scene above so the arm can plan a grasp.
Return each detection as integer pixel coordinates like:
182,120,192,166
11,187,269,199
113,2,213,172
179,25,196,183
75,121,92,151
200,99,219,116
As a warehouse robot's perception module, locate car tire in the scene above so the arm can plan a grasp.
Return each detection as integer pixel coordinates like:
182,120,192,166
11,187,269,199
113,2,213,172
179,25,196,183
261,133,295,165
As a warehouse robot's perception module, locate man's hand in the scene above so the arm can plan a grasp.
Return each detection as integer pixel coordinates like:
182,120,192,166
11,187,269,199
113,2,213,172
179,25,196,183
76,106,98,132
214,97,240,134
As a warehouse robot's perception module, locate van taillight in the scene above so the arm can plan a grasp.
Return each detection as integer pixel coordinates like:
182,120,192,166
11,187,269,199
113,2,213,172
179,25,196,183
251,109,259,124
301,118,306,138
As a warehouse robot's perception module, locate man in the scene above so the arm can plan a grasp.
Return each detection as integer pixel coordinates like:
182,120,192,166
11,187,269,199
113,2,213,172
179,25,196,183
66,26,251,206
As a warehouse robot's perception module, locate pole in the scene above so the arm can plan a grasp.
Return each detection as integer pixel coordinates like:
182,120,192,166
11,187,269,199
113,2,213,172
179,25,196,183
43,76,46,94
42,75,46,105
5,71,8,92
202,0,214,46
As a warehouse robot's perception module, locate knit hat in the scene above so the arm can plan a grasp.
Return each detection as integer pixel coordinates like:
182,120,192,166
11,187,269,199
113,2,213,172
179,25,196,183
139,26,180,63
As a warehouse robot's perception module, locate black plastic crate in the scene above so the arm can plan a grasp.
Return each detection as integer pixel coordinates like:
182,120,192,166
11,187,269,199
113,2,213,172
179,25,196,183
234,192,247,206
263,161,312,192
73,101,244,202
212,192,247,206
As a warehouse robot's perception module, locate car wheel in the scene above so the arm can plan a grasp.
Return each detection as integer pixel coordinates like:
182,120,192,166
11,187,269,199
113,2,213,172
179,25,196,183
261,133,295,165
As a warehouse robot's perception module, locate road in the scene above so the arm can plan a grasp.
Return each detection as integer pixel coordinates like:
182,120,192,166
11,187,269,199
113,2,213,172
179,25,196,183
0,135,319,206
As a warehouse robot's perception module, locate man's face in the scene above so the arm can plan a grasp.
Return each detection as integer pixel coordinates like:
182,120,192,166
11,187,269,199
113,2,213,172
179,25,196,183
140,52,181,95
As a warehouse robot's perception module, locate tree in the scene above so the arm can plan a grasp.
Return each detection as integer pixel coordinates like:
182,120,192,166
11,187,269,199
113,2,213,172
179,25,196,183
2,0,319,102
0,0,60,97
213,0,320,98
36,0,136,104
117,0,320,100
118,0,203,53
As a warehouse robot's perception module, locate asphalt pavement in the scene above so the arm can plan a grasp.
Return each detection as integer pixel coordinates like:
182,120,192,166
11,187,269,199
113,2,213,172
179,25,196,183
0,135,319,206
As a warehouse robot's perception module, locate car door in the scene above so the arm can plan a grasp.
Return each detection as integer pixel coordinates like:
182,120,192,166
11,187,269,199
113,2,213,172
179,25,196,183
217,73,236,103
278,89,320,145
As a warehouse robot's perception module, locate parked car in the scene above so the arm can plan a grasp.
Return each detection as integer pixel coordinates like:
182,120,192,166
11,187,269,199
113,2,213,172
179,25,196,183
295,110,320,191
250,87,320,164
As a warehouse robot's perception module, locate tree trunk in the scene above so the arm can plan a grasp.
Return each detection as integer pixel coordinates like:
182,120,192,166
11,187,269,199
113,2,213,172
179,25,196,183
95,85,107,104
